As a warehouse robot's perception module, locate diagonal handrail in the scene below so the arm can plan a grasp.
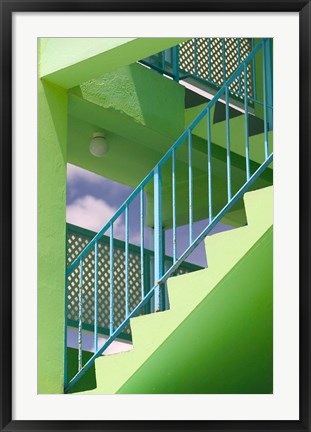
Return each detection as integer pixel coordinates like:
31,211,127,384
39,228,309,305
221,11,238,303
65,38,273,393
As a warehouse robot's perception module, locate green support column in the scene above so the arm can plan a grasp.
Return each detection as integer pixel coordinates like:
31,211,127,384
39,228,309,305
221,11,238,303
38,78,68,393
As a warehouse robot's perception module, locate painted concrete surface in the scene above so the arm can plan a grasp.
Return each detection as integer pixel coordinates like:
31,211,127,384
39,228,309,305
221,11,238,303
76,62,184,137
38,79,68,394
74,186,273,394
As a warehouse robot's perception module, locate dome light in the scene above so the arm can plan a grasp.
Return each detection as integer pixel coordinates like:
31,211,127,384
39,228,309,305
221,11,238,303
89,132,109,157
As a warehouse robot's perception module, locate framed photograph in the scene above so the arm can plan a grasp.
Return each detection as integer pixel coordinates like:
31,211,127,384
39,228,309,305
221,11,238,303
1,0,310,430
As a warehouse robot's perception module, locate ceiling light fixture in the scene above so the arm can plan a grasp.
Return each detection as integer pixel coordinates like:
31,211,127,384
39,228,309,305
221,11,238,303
89,132,109,157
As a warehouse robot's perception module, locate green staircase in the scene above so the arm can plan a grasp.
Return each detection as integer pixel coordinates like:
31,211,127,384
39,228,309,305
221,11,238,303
65,38,273,394
74,186,273,394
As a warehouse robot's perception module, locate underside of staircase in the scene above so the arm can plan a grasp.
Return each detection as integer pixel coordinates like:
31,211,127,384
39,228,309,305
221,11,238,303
70,186,273,394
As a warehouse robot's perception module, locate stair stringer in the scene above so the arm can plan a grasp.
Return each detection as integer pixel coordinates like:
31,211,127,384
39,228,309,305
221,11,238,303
76,186,273,394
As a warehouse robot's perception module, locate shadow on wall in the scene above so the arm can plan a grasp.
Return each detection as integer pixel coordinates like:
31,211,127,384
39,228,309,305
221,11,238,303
67,348,97,393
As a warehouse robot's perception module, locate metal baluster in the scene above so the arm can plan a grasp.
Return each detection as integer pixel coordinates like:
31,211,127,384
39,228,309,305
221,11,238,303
188,129,193,244
109,223,114,336
125,205,129,317
222,38,226,84
169,47,173,70
262,41,269,160
64,274,68,388
143,251,151,315
154,165,163,312
194,38,198,76
172,148,177,263
172,45,179,82
94,241,98,352
207,108,213,221
225,86,232,201
251,38,257,100
208,38,212,82
140,189,145,301
78,258,83,371
244,64,250,181
237,38,241,96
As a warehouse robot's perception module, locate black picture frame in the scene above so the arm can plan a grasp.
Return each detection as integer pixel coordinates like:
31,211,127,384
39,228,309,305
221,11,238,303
1,1,310,430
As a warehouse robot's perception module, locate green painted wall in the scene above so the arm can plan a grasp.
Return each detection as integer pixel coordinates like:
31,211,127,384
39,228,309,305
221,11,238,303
38,75,68,393
118,227,273,394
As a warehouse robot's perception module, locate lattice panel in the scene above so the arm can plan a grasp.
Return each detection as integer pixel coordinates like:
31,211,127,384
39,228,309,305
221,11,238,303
210,38,223,83
179,39,195,75
225,38,253,99
196,38,210,79
179,38,253,99
67,230,143,336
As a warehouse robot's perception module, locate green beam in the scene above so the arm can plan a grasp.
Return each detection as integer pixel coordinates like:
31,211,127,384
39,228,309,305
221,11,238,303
39,37,189,88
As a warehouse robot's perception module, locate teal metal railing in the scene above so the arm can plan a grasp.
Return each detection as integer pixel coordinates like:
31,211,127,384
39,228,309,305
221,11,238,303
64,38,273,392
66,223,202,342
140,38,260,105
